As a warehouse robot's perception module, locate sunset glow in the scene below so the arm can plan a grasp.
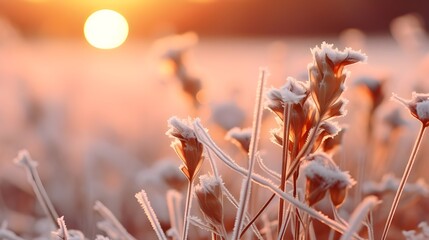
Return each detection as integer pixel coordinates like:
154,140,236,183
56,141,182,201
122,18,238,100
84,9,129,49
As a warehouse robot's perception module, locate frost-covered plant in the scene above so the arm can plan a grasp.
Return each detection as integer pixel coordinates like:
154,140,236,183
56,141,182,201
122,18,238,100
393,92,429,127
403,222,429,240
225,127,252,153
381,92,429,240
302,152,355,207
194,175,227,239
94,201,136,240
51,216,86,240
166,117,204,240
309,42,367,120
259,42,365,239
135,190,168,240
10,40,429,240
14,150,59,228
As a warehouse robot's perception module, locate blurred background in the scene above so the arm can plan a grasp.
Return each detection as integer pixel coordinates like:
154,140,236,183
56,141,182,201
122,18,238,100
1,0,429,239
2,0,429,37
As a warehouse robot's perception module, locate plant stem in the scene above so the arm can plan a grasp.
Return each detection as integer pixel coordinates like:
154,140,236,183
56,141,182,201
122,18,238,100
182,182,193,240
278,103,291,237
244,114,321,240
223,186,263,239
381,124,426,240
367,211,374,240
15,151,59,228
239,194,275,238
95,201,137,240
193,121,363,239
277,205,292,240
231,69,266,240
285,119,322,182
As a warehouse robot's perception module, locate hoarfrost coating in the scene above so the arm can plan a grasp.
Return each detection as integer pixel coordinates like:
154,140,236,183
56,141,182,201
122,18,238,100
302,152,355,188
392,92,429,126
310,42,367,68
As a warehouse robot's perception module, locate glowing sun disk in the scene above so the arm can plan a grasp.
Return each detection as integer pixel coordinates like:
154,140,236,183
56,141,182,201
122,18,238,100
84,9,129,49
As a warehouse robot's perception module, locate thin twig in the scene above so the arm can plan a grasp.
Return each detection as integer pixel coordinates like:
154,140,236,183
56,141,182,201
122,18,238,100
256,155,281,180
278,103,291,237
94,201,137,240
182,183,193,240
56,216,69,240
285,119,322,182
277,204,293,240
231,69,267,240
223,184,263,239
166,190,183,240
14,150,59,228
239,194,275,238
381,124,426,240
135,191,167,240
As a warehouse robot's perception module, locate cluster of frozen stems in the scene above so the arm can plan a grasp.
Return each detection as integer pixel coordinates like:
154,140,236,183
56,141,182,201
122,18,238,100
11,42,429,240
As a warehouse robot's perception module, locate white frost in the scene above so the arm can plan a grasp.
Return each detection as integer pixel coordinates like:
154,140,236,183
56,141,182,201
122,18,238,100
302,152,355,188
166,116,197,139
416,100,429,120
311,42,367,65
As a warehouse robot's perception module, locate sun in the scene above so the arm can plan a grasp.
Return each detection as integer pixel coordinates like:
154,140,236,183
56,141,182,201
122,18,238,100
84,9,129,49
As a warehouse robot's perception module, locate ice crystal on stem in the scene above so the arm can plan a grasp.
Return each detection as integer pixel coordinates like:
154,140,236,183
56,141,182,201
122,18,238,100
166,116,204,240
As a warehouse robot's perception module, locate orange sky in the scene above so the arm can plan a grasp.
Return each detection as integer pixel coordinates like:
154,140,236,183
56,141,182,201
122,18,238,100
0,0,428,38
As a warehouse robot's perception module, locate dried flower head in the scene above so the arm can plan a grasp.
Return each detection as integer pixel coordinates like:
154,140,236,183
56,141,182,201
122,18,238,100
309,42,367,119
392,92,429,127
302,153,355,207
166,117,204,181
194,175,225,231
269,100,317,156
266,77,309,120
226,127,252,153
